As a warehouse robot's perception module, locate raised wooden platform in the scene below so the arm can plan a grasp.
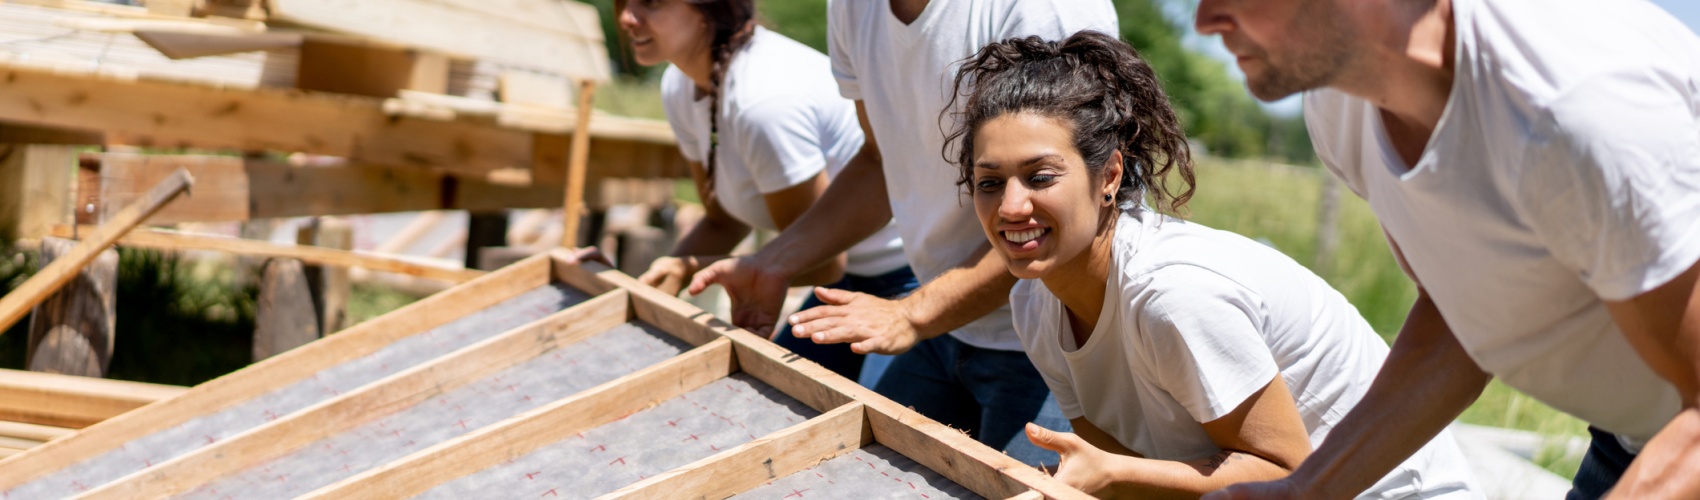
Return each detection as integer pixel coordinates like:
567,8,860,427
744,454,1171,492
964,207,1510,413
0,252,1088,499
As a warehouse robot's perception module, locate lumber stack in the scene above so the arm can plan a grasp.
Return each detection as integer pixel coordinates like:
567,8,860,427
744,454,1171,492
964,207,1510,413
0,253,1091,499
0,0,691,234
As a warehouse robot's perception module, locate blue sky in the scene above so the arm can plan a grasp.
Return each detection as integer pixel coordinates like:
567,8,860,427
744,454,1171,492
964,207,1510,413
1179,0,1700,116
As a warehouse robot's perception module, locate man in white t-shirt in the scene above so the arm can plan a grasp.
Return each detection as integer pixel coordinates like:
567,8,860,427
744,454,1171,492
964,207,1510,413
689,0,1116,464
1192,0,1700,498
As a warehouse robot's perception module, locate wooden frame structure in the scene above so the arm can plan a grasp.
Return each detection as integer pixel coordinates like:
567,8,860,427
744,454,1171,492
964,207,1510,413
0,251,1088,499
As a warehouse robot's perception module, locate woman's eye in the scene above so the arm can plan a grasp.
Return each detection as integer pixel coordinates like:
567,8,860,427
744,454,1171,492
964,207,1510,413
975,179,1002,192
1028,174,1056,186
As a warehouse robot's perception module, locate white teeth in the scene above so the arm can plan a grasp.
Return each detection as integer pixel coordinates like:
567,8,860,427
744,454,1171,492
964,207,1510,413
1004,228,1044,244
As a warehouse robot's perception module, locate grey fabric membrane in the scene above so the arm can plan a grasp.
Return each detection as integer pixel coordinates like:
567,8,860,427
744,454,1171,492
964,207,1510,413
417,372,819,499
732,446,981,500
5,284,590,499
176,321,690,499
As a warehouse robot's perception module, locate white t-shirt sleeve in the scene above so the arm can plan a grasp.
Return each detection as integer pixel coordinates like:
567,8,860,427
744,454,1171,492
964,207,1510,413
1519,69,1700,301
732,97,830,194
660,68,705,164
1131,265,1279,423
826,0,861,101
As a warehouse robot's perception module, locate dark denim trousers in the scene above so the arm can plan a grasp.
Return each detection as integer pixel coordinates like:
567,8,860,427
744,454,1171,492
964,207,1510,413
871,334,1072,467
774,266,919,382
1567,426,1639,500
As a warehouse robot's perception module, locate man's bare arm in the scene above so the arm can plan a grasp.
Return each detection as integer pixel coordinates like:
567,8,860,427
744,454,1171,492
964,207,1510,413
1604,259,1700,499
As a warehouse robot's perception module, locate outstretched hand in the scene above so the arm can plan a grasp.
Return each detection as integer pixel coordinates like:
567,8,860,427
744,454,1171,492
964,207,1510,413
688,256,790,337
787,287,921,354
1024,423,1118,496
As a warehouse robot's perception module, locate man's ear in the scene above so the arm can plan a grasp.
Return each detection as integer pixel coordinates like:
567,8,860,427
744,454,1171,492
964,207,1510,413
1102,149,1125,204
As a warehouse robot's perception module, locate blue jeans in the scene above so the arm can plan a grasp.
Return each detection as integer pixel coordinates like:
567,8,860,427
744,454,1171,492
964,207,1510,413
1567,426,1639,500
872,335,1073,467
775,266,918,385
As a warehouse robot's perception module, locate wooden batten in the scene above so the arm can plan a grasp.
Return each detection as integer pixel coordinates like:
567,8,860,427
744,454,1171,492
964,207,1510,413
866,406,1089,500
0,369,186,430
79,290,632,499
601,403,870,500
50,225,486,283
298,338,738,499
0,254,554,490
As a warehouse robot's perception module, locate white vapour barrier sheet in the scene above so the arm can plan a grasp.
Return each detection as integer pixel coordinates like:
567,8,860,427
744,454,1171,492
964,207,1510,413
177,321,689,499
7,284,591,499
733,446,981,499
417,373,819,499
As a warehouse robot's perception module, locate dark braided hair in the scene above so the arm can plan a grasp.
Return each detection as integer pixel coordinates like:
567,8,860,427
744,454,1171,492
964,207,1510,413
943,30,1195,214
686,0,756,193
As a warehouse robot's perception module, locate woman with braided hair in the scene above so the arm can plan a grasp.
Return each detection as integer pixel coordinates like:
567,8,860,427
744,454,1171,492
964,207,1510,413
614,0,912,383
949,31,1478,498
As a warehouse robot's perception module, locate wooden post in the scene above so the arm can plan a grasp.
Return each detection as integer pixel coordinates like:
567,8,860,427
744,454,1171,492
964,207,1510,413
562,79,598,247
26,237,118,377
0,168,192,334
253,258,319,362
297,217,352,334
0,145,76,243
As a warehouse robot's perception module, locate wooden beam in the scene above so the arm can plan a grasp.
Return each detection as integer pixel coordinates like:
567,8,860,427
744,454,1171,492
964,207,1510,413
600,403,870,499
0,369,187,429
51,225,486,283
88,148,684,225
298,337,737,499
0,420,75,443
0,63,531,173
0,168,190,333
866,405,1089,500
80,290,632,499
96,152,248,224
562,80,597,247
0,122,104,145
266,0,610,80
0,144,76,242
0,253,553,490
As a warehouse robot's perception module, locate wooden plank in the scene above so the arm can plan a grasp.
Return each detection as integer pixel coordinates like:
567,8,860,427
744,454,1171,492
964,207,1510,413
49,226,487,283
0,144,76,241
266,0,609,80
0,369,187,429
500,71,571,109
0,63,532,173
867,406,1088,500
1006,490,1046,500
295,40,448,98
97,152,248,224
86,148,683,224
0,168,189,333
297,217,353,334
0,121,104,145
79,290,632,499
0,253,552,490
299,338,738,499
562,80,597,247
134,30,303,60
600,403,870,500
0,420,75,443
0,435,44,451
252,257,320,362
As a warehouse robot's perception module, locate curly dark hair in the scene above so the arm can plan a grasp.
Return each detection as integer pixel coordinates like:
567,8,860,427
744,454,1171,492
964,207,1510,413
943,30,1195,214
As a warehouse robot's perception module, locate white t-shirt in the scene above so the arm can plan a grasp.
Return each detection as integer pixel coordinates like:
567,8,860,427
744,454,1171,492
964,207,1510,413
828,0,1118,350
1305,0,1700,445
1012,211,1479,499
662,27,908,277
